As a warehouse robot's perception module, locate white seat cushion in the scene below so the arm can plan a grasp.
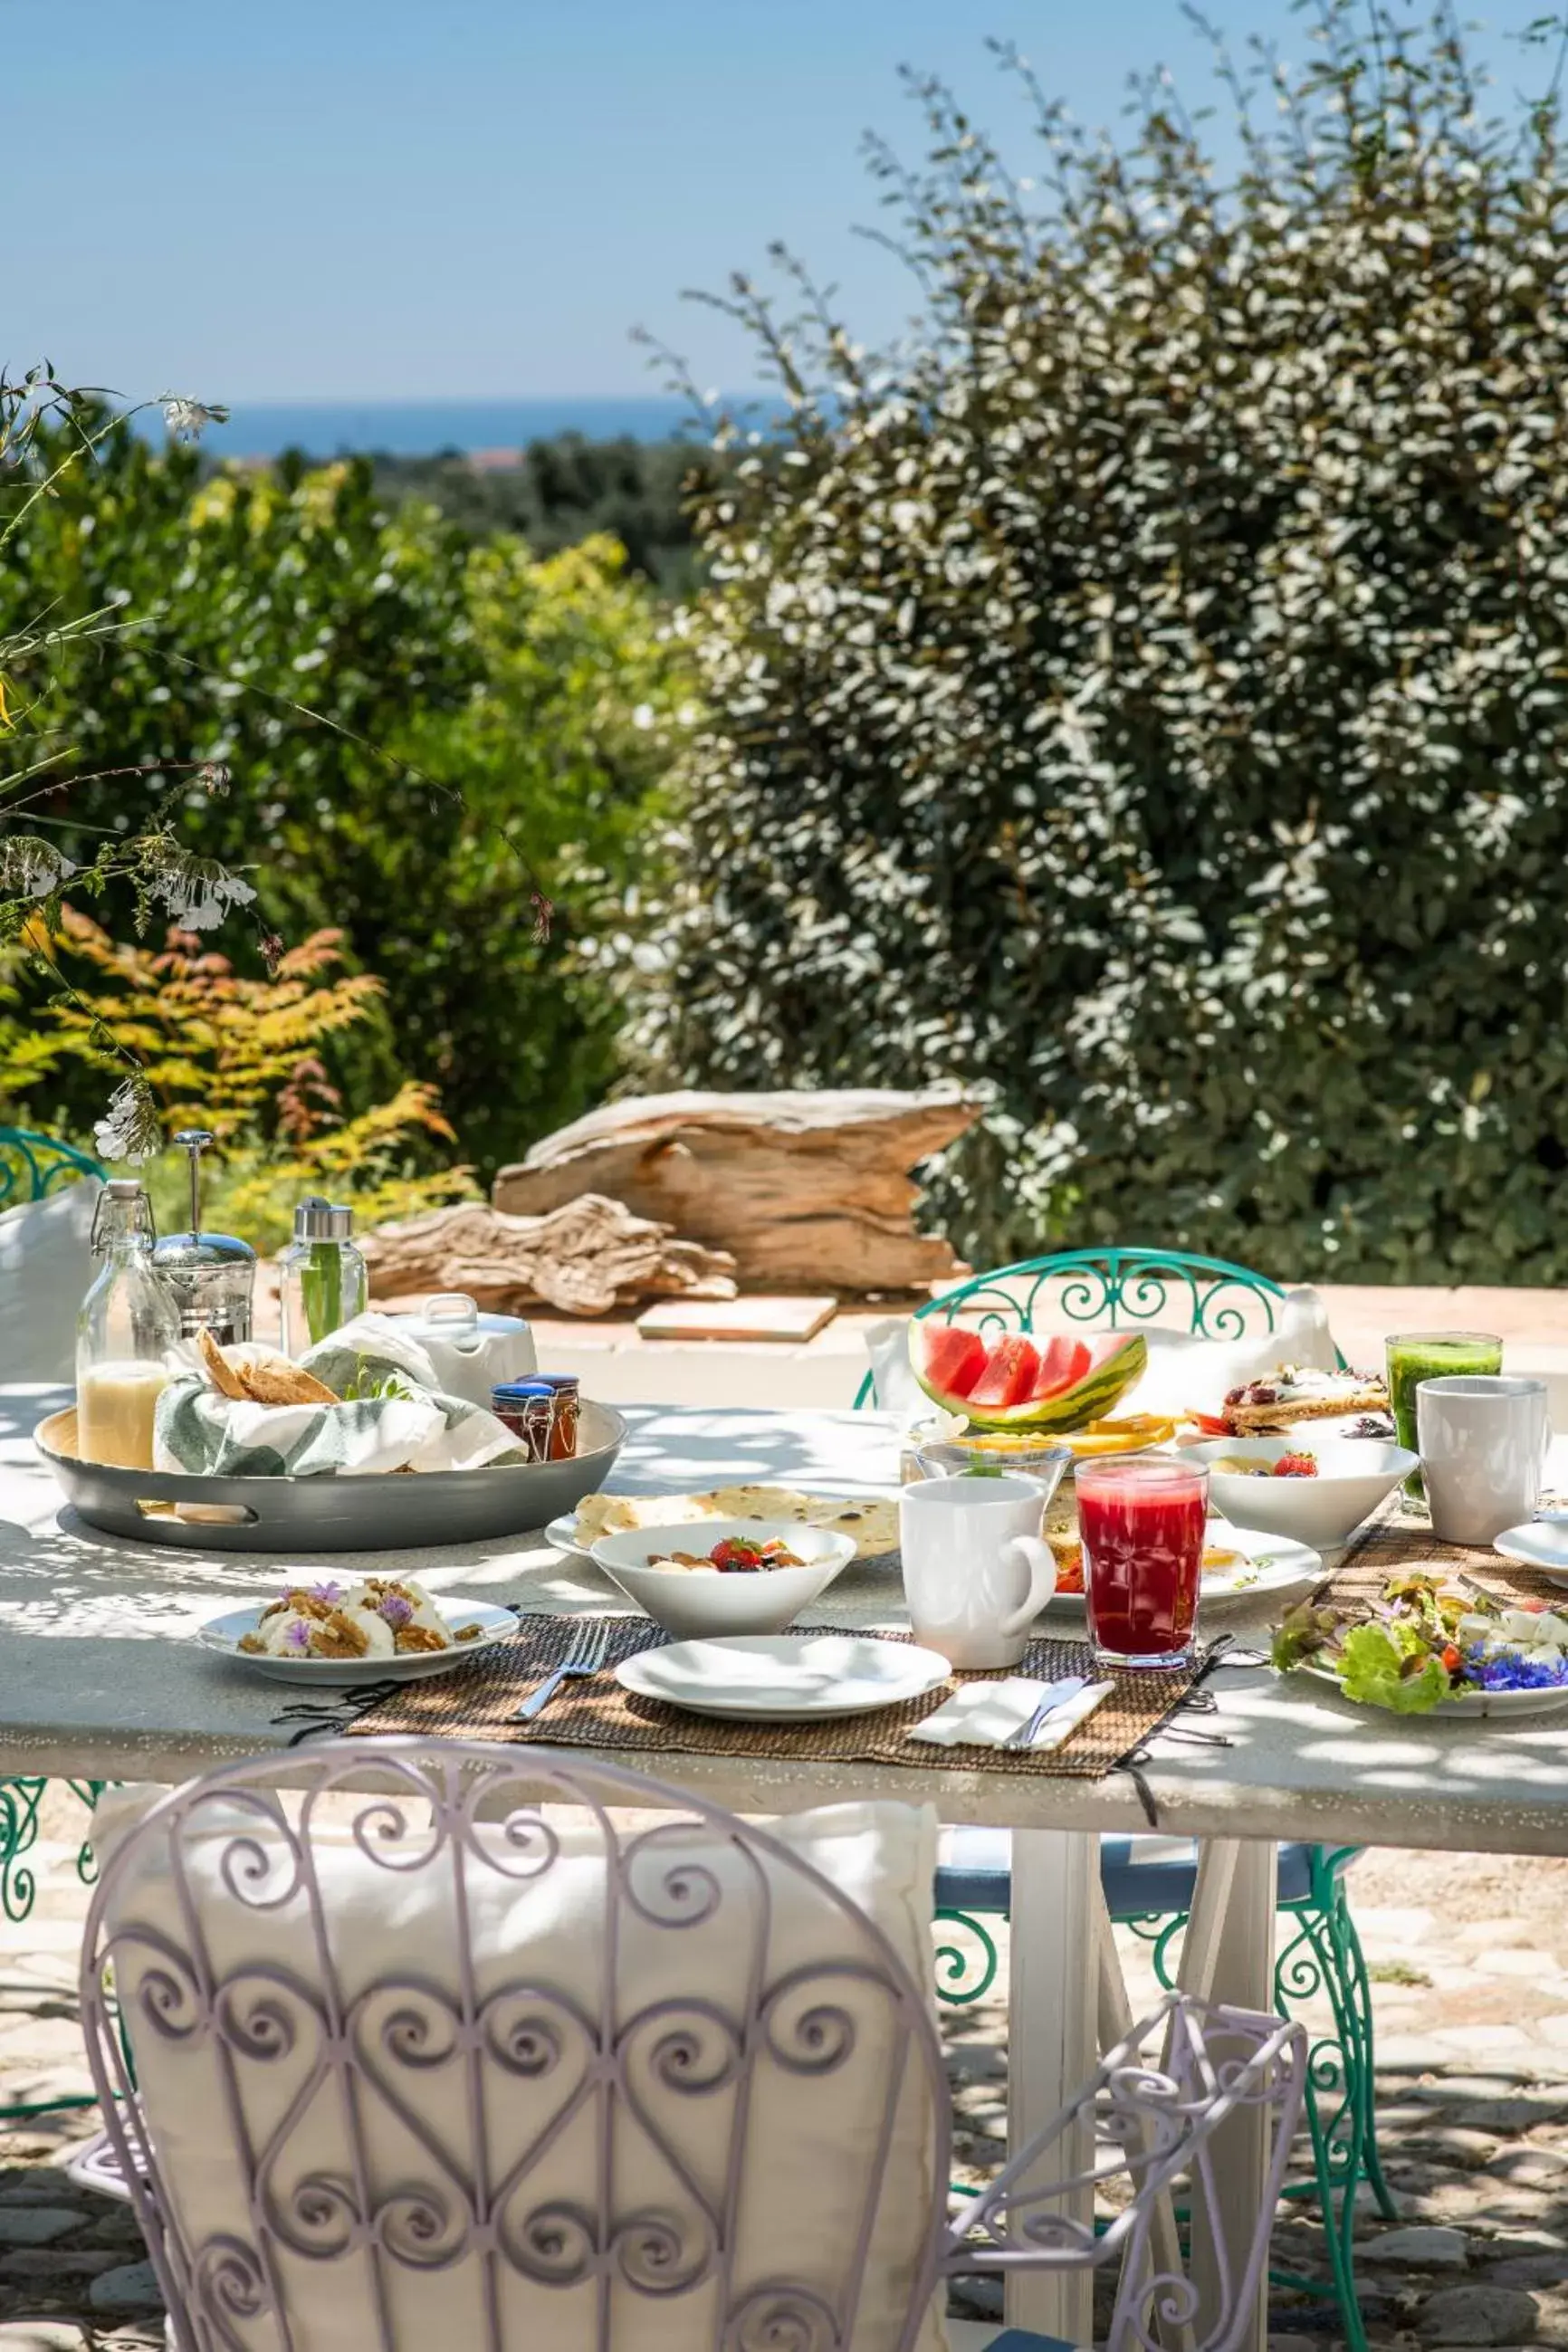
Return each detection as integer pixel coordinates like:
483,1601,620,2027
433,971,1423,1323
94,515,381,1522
0,1178,100,1382
94,1785,947,2352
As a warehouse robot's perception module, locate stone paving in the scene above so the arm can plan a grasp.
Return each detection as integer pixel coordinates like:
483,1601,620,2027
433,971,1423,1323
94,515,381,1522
4,1792,1568,2349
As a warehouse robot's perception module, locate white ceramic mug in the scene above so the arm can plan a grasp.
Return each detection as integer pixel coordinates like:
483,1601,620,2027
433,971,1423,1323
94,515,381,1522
1416,1375,1551,1547
899,1475,1058,1668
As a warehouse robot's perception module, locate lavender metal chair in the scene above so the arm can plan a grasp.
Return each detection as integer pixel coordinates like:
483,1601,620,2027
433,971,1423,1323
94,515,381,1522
75,1740,1305,2352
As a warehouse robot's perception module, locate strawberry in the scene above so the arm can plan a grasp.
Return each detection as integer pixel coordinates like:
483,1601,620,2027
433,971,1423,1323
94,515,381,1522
1273,1451,1318,1478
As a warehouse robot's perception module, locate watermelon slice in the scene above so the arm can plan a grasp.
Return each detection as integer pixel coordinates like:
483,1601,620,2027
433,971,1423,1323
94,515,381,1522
917,1324,989,1401
966,1334,1040,1412
912,1321,1147,1432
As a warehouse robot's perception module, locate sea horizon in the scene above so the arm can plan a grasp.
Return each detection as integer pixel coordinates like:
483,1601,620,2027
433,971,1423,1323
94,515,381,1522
132,393,756,460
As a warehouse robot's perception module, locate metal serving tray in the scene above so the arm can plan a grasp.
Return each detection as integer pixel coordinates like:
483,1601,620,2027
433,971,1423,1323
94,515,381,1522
33,1402,626,1554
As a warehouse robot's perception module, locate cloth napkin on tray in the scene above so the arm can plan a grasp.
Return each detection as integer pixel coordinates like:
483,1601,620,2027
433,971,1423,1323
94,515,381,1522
153,1312,527,1479
909,1675,1114,1753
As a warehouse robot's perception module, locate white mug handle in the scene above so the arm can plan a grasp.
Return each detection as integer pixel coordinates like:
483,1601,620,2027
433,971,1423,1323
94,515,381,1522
996,1535,1059,1638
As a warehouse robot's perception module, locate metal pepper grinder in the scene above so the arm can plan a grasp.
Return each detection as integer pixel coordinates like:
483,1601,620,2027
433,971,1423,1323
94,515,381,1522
149,1129,257,1345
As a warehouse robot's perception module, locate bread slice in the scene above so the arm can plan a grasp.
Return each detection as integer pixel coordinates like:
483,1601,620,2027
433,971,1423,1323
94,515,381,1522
196,1327,247,1400
196,1330,339,1409
236,1351,339,1408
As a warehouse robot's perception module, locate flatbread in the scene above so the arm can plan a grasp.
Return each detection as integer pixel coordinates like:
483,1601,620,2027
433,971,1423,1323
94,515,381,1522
572,1486,899,1561
1225,1388,1384,1433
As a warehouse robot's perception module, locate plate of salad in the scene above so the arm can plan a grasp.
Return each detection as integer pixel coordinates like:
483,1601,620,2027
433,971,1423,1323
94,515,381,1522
1272,1573,1568,1717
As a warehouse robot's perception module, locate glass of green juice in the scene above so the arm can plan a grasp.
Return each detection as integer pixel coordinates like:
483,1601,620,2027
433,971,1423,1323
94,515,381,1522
1385,1330,1504,1498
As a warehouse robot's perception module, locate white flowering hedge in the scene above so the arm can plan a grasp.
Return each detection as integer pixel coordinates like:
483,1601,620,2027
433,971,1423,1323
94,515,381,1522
644,8,1568,1280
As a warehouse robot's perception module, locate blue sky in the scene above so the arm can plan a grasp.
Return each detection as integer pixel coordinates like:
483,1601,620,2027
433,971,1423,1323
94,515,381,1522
5,0,1558,404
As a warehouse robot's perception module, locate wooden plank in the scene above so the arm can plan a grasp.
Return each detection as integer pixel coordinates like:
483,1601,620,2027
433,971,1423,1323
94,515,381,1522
635,1295,839,1343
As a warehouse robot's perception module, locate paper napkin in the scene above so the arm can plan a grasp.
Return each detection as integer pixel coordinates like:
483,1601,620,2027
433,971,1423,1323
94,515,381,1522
908,1674,1114,1752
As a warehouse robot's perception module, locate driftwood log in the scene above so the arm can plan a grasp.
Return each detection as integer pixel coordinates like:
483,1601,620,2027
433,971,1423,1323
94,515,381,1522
360,1194,738,1319
492,1087,980,1294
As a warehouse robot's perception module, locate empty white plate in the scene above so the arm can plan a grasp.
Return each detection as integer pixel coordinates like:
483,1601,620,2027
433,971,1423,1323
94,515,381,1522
1494,1524,1568,1582
616,1632,951,1721
200,1599,518,1685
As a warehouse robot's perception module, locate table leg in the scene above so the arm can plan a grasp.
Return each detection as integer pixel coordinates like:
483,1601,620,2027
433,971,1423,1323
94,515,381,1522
1181,1838,1276,2352
1006,1829,1099,2344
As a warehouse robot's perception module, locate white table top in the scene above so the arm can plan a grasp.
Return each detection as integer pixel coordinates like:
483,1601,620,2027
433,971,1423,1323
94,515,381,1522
6,1384,1568,1853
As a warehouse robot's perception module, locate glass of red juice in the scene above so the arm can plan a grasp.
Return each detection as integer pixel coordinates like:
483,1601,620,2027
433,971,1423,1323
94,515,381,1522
1076,1457,1208,1671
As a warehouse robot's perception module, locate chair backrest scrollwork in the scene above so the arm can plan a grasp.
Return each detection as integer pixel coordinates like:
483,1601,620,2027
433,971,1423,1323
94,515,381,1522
80,1742,1305,2352
81,1742,954,2352
856,1245,1329,1408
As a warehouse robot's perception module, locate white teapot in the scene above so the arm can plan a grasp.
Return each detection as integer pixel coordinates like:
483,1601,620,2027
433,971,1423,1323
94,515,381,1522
392,1293,537,1410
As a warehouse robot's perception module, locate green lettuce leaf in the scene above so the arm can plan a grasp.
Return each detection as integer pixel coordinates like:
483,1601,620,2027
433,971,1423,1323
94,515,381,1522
1335,1622,1450,1715
1271,1603,1340,1672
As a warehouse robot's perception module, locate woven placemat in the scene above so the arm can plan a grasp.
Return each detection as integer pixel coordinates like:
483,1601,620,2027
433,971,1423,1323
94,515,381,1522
335,1611,1212,1781
1321,1495,1565,1612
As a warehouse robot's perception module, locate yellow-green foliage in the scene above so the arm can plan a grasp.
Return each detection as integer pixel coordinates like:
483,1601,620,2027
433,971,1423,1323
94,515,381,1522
23,910,476,1251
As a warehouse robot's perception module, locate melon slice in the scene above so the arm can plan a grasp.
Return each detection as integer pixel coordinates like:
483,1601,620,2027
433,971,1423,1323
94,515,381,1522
917,1324,988,1401
912,1321,1148,1432
966,1334,1040,1412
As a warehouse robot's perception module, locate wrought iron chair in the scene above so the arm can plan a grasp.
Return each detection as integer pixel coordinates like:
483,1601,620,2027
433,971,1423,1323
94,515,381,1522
74,1740,1305,2352
862,1248,1394,2351
0,1126,105,2118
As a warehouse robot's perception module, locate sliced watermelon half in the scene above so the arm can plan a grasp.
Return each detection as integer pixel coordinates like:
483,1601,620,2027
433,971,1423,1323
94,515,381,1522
911,1321,1147,1432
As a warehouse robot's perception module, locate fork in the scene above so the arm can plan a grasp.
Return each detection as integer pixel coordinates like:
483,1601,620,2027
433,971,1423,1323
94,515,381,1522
514,1619,613,1722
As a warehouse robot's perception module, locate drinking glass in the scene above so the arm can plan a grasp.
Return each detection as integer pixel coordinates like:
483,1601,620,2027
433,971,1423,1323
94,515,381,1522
1385,1331,1503,1499
1076,1456,1208,1672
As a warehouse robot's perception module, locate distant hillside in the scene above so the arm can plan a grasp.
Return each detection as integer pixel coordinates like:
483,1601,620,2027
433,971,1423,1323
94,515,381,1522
370,433,732,593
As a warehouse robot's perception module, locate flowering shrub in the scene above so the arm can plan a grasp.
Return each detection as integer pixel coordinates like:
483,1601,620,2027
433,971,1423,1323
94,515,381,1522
645,6,1568,1280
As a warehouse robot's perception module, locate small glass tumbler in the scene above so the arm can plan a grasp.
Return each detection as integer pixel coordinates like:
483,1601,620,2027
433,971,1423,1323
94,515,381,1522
1076,1456,1208,1673
1385,1331,1503,1500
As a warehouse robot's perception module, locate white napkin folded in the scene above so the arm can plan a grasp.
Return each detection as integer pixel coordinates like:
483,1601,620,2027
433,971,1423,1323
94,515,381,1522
909,1674,1114,1752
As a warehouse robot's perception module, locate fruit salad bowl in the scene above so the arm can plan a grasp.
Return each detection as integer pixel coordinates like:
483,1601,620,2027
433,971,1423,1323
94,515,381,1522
1181,1434,1417,1551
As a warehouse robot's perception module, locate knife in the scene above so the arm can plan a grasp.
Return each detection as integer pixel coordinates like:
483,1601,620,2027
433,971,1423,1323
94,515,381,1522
1006,1674,1090,1750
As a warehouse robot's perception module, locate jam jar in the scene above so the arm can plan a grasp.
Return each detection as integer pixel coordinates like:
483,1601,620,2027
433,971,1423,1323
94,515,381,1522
535,1373,580,1459
491,1378,557,1462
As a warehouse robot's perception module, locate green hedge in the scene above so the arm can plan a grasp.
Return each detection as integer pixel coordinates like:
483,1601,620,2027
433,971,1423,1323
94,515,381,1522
643,8,1568,1282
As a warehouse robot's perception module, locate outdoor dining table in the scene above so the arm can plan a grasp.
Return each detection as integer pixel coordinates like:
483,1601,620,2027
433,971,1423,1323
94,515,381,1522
7,1379,1568,2351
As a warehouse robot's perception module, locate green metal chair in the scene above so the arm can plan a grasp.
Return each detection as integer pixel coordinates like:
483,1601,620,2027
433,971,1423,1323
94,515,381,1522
866,1247,1396,2350
0,1124,104,1206
0,1126,105,2121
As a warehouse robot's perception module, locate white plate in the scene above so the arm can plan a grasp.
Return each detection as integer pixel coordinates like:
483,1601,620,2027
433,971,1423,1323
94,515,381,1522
547,1511,594,1559
616,1632,951,1721
1493,1523,1568,1582
199,1599,518,1685
1298,1660,1568,1719
1044,1535,1322,1617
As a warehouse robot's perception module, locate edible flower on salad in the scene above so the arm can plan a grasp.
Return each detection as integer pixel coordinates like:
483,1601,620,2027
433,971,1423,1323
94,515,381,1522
1271,1576,1568,1713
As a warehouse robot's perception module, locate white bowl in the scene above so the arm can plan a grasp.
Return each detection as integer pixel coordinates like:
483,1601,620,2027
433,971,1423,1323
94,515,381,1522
1179,1435,1418,1550
589,1519,857,1640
